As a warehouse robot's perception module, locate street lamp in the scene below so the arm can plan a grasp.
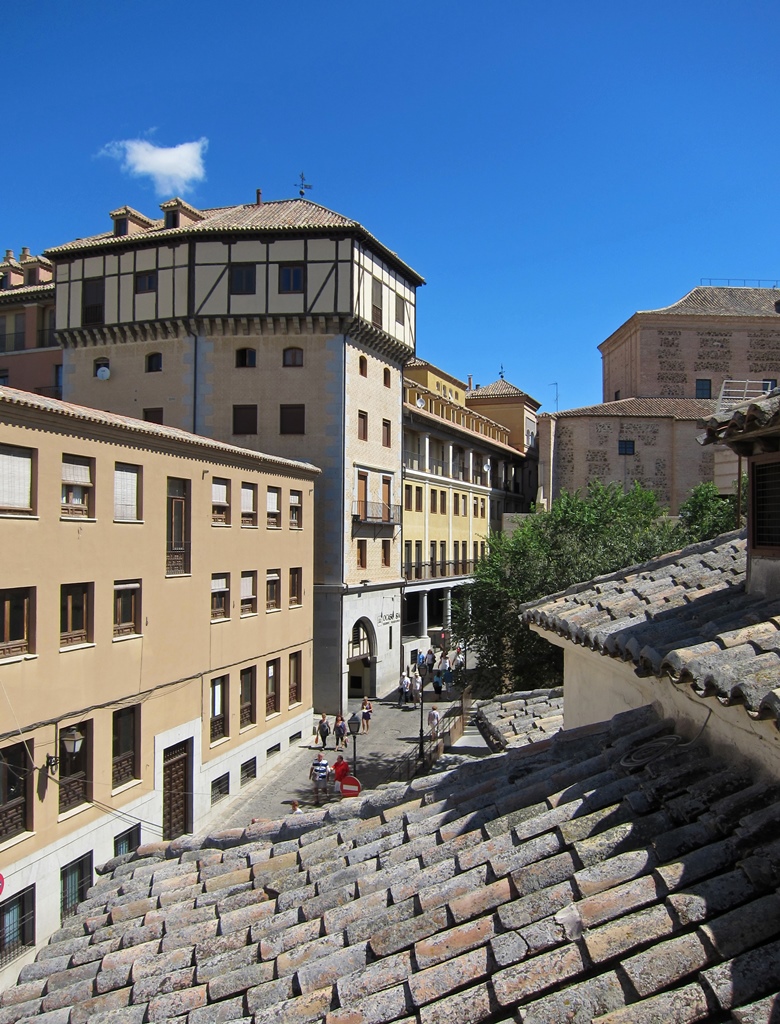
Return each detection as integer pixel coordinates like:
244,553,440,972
347,713,361,776
419,675,426,764
45,725,84,773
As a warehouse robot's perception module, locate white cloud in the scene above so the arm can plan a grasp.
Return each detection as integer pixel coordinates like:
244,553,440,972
101,137,208,196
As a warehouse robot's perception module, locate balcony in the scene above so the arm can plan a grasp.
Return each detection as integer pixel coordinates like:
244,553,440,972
112,751,136,788
352,501,401,525
403,450,421,471
34,385,63,400
59,772,88,813
166,542,191,576
403,559,475,582
0,331,26,353
37,327,57,348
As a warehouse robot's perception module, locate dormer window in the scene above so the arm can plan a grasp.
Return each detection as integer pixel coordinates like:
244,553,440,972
114,218,128,237
25,269,38,287
164,211,179,230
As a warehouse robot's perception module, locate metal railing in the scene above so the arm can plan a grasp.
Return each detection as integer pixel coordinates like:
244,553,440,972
352,501,402,525
403,559,474,581
112,751,135,788
37,328,57,348
166,542,191,575
34,385,62,400
717,379,778,413
0,332,26,353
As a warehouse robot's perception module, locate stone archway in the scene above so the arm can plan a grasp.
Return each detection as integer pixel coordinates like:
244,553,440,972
347,617,376,697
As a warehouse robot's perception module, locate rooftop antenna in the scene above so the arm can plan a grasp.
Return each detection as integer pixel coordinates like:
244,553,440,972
499,364,505,380
296,172,312,198
549,382,558,412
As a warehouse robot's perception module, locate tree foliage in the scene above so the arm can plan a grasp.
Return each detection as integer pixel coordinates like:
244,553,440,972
452,481,678,696
675,476,747,544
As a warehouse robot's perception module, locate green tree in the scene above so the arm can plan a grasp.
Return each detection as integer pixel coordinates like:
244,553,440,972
675,475,747,544
453,481,677,696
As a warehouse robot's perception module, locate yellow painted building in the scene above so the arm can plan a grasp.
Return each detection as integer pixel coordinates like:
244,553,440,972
0,386,317,982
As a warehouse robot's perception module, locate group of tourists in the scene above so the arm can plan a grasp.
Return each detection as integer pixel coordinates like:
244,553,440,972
308,750,351,806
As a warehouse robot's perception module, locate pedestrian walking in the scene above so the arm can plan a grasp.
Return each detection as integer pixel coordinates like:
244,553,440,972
432,668,443,697
309,752,330,806
425,648,436,674
361,697,373,733
428,705,440,740
332,754,350,794
315,712,331,749
399,668,411,706
334,714,347,751
411,669,421,706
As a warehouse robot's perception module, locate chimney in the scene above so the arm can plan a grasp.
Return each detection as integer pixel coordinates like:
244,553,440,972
468,374,473,390
255,189,263,205
20,247,30,259
4,250,14,262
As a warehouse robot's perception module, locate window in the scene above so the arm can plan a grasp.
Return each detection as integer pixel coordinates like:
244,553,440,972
266,570,281,611
440,541,447,570
283,347,303,367
58,721,90,813
357,539,367,569
266,659,280,716
114,218,128,237
430,542,436,573
0,886,35,969
473,496,479,517
454,493,460,516
461,494,467,516
240,572,257,615
695,379,712,400
415,487,423,512
210,676,227,741
61,456,93,518
211,477,230,525
0,589,33,658
240,666,256,727
211,574,230,620
113,581,140,637
359,355,367,377
454,540,460,570
404,484,412,511
229,264,256,295
440,491,446,515
395,294,404,326
752,460,780,548
289,490,302,529
0,444,33,515
82,278,104,326
618,439,635,455
357,472,368,519
404,540,412,574
267,487,281,528
143,408,163,424
114,463,141,521
61,853,92,923
0,742,30,841
764,379,778,392
614,390,621,401
233,404,257,435
289,568,302,606
236,347,257,368
114,824,140,857
211,774,229,804
431,490,437,514
289,651,301,705
241,758,257,786
112,706,138,787
135,273,157,295
480,498,486,519
93,357,110,378
60,584,91,647
280,404,305,434
0,371,7,386
382,539,391,567
241,483,257,526
164,210,179,230
279,264,305,293
382,419,391,447
167,477,190,575
358,411,368,441
371,277,382,328
145,351,162,372
480,541,486,560
384,367,391,388
474,541,479,564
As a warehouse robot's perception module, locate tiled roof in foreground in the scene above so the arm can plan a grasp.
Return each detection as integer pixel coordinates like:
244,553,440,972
699,389,780,453
522,530,780,724
4,703,780,1023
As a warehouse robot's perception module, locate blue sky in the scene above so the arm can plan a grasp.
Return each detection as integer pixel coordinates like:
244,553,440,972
4,1,778,412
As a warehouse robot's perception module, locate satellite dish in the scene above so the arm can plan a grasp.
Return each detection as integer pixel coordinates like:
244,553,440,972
96,366,110,381
416,397,425,408
483,462,490,473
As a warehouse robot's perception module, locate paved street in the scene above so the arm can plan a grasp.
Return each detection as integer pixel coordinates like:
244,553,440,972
201,691,489,833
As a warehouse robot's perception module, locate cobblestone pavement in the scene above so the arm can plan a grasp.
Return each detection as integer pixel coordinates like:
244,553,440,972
200,691,488,833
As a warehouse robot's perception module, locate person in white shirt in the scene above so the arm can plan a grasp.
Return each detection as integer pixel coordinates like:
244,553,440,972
428,705,440,739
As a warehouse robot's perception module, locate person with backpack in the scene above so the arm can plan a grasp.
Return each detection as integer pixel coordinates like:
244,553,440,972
315,712,331,749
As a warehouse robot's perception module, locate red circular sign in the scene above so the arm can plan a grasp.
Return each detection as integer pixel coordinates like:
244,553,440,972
0,874,4,896
340,775,362,798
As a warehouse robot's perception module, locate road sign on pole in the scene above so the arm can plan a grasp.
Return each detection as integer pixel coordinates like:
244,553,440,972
340,775,362,798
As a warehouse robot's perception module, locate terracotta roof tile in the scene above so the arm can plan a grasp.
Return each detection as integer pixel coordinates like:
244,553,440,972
639,285,780,317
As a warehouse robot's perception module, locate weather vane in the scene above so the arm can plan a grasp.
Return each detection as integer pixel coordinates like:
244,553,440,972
499,364,505,380
296,172,312,198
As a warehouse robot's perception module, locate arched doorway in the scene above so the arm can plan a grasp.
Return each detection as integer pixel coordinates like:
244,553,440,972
347,618,375,697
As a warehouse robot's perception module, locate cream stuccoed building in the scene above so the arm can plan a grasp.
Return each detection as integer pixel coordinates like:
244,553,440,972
45,192,425,712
